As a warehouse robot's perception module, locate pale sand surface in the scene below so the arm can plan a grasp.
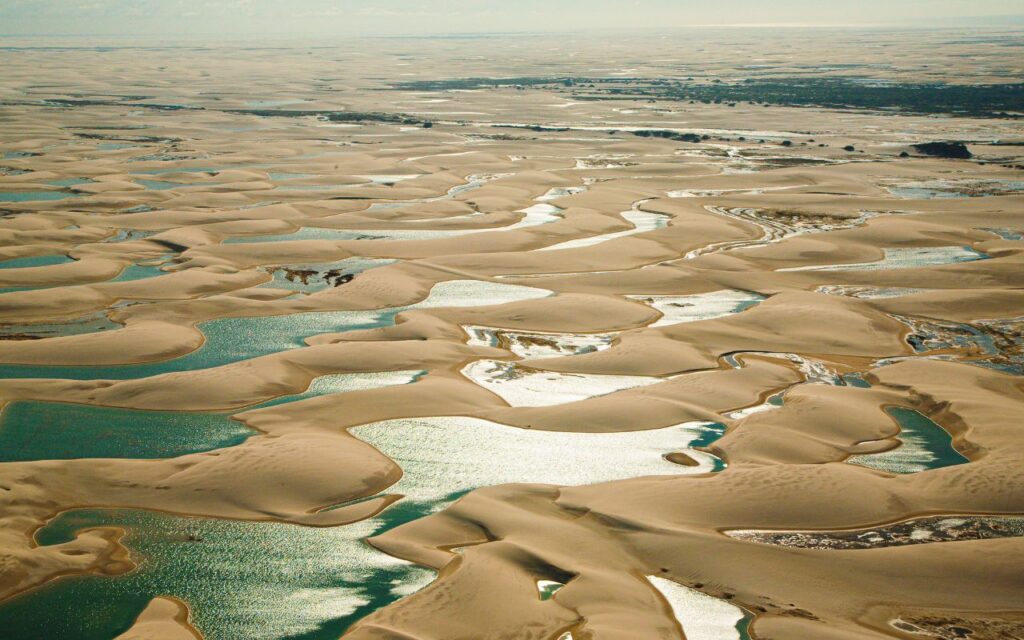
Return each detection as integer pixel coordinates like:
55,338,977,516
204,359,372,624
114,596,201,640
0,28,1022,640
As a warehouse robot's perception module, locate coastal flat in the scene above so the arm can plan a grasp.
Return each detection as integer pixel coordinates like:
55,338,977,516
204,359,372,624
0,28,1022,640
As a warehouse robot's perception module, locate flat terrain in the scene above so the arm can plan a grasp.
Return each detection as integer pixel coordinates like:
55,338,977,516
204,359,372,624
0,28,1022,640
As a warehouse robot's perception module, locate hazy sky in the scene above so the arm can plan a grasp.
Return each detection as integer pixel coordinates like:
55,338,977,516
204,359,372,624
2,0,1022,36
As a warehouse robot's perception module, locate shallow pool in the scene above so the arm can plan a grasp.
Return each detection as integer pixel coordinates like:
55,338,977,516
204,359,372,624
0,280,550,380
2,416,726,639
779,246,987,272
0,371,420,462
0,254,72,269
846,407,968,473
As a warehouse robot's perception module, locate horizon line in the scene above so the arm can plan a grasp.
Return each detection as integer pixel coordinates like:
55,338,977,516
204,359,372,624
1,21,1023,40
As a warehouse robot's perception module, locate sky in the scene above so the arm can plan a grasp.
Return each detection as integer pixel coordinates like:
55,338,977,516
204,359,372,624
1,0,1022,36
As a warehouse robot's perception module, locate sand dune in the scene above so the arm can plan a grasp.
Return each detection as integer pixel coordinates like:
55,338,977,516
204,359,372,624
0,28,1022,640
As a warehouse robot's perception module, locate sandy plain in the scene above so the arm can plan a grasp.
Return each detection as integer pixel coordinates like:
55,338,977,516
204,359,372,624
0,27,1022,640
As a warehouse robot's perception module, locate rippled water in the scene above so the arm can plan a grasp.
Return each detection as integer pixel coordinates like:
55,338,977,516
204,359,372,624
647,575,752,640
2,417,725,639
109,260,171,282
779,246,987,272
135,178,219,191
0,257,164,294
887,180,1024,199
846,407,968,473
978,227,1023,241
0,371,420,462
0,190,83,202
628,290,765,327
538,203,668,251
892,314,1023,376
0,402,254,461
0,280,550,380
816,285,930,299
227,203,564,245
0,254,72,269
461,359,669,407
0,311,390,380
3,509,432,640
463,325,616,358
355,416,726,498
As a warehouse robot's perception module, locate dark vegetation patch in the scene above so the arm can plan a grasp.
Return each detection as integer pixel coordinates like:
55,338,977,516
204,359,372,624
393,76,1024,119
23,97,428,127
43,99,201,111
500,124,570,132
73,133,182,144
632,129,703,142
912,141,973,159
222,110,426,126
